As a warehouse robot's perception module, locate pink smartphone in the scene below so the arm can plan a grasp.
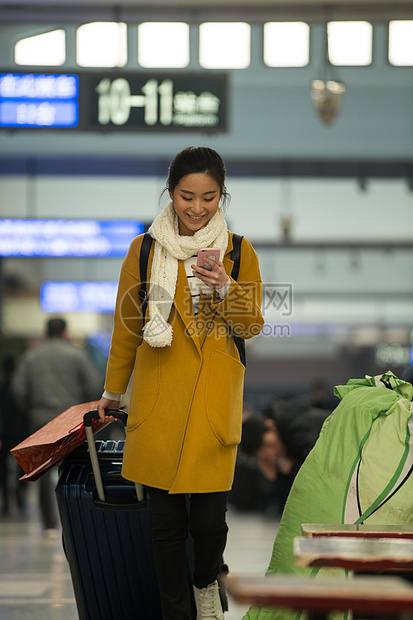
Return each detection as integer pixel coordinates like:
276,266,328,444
197,248,220,271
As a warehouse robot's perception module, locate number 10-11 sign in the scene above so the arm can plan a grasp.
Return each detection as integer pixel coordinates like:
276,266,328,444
85,72,227,132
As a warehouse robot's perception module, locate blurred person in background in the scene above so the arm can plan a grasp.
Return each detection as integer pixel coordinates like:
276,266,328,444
0,355,28,517
12,317,102,537
308,378,339,410
229,398,331,516
402,364,413,384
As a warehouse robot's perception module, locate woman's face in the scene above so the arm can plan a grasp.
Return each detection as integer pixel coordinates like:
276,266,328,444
257,429,285,465
169,172,221,236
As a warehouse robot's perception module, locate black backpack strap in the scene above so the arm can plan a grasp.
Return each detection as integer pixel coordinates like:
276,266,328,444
230,233,243,280
230,234,246,367
138,232,153,325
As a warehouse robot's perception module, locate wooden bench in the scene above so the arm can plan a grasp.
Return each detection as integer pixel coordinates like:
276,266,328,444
301,524,413,539
226,573,413,618
294,535,413,572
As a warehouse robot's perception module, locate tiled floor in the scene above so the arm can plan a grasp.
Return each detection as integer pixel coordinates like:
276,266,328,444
0,481,279,620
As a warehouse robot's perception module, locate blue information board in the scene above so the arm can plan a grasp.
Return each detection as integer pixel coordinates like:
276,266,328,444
0,219,144,257
40,281,118,313
0,73,79,128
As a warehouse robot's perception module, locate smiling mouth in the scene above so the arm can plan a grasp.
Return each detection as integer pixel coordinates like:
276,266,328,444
187,214,204,222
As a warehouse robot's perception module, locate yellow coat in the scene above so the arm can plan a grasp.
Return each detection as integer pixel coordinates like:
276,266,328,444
105,231,264,493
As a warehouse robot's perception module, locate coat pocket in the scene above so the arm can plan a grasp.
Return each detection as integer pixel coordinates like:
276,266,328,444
205,349,245,446
127,345,160,431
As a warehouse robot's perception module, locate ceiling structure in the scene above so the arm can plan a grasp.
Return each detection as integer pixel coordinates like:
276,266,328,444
1,0,413,23
1,0,413,5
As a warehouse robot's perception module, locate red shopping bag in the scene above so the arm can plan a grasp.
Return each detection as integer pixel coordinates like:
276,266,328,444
10,401,110,481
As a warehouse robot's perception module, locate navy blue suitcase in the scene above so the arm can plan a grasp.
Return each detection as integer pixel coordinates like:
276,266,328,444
55,410,163,620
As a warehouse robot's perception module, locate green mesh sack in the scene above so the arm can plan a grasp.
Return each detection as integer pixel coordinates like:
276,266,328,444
243,371,413,620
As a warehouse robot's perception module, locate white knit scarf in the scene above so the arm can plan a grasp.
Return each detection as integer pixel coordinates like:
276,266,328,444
143,201,228,347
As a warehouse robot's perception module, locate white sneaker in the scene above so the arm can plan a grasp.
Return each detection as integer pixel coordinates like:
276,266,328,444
193,581,224,619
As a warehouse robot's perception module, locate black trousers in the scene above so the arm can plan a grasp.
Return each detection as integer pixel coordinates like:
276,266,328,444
147,487,229,620
39,469,58,530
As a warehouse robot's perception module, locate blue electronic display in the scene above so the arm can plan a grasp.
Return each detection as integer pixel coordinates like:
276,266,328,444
0,73,79,128
0,219,145,257
40,281,118,313
0,100,78,128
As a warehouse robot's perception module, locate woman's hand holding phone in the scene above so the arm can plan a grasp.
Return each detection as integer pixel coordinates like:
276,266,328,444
196,248,220,271
191,248,230,290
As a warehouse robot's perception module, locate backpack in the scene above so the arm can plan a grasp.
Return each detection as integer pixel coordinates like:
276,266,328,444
138,232,246,366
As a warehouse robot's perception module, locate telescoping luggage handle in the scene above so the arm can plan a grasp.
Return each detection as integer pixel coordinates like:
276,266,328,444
83,409,145,508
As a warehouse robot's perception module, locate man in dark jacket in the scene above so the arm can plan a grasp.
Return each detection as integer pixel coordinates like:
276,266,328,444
12,317,101,535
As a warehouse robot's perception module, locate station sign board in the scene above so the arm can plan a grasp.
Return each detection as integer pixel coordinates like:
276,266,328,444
0,71,228,131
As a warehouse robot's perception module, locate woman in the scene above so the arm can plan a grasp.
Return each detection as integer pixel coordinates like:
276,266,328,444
98,146,264,620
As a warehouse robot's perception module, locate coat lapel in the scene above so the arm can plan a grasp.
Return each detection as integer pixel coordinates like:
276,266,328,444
173,259,202,354
197,293,217,344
